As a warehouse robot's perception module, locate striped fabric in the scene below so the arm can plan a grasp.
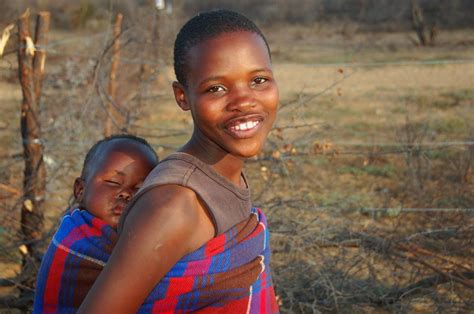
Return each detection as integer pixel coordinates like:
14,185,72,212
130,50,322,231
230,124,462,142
34,208,279,313
33,209,117,314
138,208,279,313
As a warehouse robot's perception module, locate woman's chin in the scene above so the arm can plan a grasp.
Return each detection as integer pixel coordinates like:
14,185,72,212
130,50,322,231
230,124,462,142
230,145,263,159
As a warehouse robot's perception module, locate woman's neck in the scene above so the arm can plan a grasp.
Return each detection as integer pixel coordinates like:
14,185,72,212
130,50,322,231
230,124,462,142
179,132,245,188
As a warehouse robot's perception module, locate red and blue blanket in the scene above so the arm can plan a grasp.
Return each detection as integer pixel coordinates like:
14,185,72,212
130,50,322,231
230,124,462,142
33,209,117,314
138,207,279,313
34,207,278,313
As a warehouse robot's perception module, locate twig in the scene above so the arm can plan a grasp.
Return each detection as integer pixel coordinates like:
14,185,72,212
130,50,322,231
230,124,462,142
0,183,21,195
398,242,472,272
377,271,474,305
279,69,355,111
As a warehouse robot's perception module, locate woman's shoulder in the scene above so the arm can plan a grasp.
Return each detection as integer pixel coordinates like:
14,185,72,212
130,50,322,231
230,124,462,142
119,182,200,230
140,152,198,190
134,184,199,212
120,183,215,254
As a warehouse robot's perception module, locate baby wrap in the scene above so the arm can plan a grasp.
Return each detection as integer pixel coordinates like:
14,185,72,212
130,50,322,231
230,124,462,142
34,209,117,313
138,208,279,313
34,208,278,313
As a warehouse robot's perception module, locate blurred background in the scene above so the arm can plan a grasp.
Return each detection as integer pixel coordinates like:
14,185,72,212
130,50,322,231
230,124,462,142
0,0,473,312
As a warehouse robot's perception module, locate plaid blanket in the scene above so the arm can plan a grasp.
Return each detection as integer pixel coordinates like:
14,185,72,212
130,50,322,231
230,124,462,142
33,209,117,314
138,207,279,313
34,208,278,313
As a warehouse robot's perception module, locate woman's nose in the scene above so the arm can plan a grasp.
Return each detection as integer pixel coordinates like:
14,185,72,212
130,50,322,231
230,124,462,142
226,86,256,112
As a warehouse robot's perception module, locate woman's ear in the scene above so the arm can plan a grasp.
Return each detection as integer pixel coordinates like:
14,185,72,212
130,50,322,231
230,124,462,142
73,177,85,203
172,81,191,111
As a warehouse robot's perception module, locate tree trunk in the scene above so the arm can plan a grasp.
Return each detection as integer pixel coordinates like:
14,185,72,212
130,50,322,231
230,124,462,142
411,0,427,46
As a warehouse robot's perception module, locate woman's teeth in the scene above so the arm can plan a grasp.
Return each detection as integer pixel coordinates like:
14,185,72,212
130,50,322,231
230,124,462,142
232,120,259,131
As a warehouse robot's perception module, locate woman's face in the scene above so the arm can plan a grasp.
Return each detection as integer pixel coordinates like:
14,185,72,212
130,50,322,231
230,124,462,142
175,31,279,159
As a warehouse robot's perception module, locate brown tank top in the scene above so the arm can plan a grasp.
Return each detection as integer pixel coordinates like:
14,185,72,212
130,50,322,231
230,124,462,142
119,152,252,235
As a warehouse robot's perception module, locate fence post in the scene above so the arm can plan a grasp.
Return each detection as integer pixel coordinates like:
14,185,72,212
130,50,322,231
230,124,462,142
33,12,50,104
17,9,49,291
104,13,124,136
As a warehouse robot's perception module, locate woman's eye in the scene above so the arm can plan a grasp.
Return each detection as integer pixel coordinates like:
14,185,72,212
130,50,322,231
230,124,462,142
207,85,225,93
252,77,268,86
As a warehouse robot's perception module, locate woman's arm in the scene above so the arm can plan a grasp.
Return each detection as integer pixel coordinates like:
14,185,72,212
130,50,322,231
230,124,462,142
78,185,215,313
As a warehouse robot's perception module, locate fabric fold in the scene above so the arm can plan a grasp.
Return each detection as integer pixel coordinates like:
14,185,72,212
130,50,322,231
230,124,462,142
139,208,279,313
34,209,117,314
34,208,278,313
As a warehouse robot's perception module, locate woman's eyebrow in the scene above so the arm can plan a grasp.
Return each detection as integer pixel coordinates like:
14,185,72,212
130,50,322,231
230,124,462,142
198,76,223,87
250,67,272,74
198,68,273,87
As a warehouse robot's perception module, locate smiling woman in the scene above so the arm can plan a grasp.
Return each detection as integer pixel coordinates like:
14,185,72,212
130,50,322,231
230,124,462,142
79,10,280,313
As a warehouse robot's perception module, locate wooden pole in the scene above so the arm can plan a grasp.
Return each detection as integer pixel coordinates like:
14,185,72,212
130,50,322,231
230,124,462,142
33,12,50,104
104,13,124,136
17,9,49,290
137,9,153,109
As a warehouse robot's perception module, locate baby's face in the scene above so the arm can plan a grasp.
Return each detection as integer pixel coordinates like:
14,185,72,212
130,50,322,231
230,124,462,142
75,144,156,228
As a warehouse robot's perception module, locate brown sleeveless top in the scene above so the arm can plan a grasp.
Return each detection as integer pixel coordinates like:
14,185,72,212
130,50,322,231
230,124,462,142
119,152,252,235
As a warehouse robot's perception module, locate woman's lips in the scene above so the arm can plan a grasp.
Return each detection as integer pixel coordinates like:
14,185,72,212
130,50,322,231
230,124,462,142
224,115,264,139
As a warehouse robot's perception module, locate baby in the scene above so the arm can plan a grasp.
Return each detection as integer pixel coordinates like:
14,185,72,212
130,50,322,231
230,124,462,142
34,134,158,313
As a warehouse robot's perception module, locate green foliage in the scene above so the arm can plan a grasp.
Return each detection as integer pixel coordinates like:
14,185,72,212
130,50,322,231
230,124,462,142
400,89,473,110
425,149,452,160
348,122,371,132
391,106,408,114
311,156,329,166
320,192,372,209
436,196,473,207
337,165,395,178
441,89,474,102
430,118,468,134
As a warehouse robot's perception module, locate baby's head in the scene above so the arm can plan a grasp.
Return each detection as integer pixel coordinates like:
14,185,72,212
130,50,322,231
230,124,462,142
73,135,158,228
172,10,279,158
